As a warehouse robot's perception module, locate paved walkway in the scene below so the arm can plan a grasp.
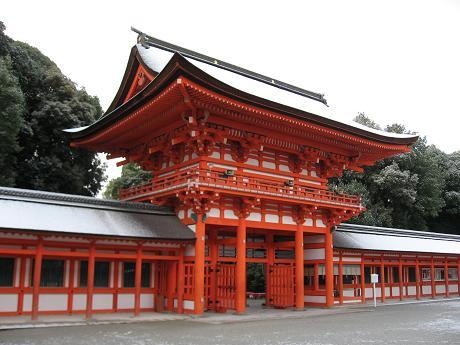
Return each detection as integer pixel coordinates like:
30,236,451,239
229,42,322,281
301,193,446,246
1,296,458,330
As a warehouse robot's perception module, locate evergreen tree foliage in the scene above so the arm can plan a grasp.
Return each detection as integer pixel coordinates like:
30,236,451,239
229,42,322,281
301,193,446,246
330,114,452,232
0,22,106,195
103,163,151,199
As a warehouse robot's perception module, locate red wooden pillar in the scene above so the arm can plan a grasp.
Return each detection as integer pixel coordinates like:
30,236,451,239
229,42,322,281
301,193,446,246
67,252,75,314
295,222,305,310
415,257,420,300
444,258,449,298
86,242,96,319
194,214,205,315
338,253,343,305
430,257,436,298
235,216,247,314
134,244,143,316
17,253,27,315
325,230,334,307
113,256,119,312
360,254,366,303
266,232,274,305
31,239,43,320
380,259,385,303
398,256,403,301
209,229,218,311
177,246,185,314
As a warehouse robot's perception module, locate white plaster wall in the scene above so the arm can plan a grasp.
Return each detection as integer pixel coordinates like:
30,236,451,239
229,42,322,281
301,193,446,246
408,286,416,295
343,289,356,297
262,161,276,169
209,208,220,217
0,294,18,312
449,284,458,293
304,295,326,303
366,287,381,297
282,216,295,225
303,218,313,226
436,285,446,294
92,294,113,310
23,294,32,312
187,224,196,232
316,219,326,227
422,285,432,295
385,287,391,296
118,294,135,309
247,212,262,221
211,151,220,159
265,214,279,223
224,153,234,162
304,248,325,260
183,300,194,310
279,164,289,172
392,287,400,296
39,294,67,311
224,210,238,219
73,294,86,310
140,293,154,309
247,158,258,166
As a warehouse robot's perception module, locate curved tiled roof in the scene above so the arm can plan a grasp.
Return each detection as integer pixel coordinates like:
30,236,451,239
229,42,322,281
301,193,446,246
0,187,195,240
334,223,460,255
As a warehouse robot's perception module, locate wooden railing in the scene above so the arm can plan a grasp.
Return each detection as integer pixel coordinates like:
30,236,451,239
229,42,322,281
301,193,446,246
119,168,362,208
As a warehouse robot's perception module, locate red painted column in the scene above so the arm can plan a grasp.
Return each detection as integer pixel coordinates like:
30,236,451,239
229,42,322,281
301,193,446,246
398,257,403,301
209,229,218,311
415,257,420,300
360,254,366,304
235,216,247,314
17,253,26,315
325,230,334,307
194,214,205,315
113,257,119,312
177,246,185,314
266,232,274,306
67,253,75,314
338,253,343,305
444,258,449,298
86,242,96,319
31,239,43,320
380,259,385,303
295,222,305,310
430,258,436,298
134,244,142,316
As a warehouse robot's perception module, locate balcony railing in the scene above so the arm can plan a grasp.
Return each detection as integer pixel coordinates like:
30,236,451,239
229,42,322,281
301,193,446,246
119,168,362,209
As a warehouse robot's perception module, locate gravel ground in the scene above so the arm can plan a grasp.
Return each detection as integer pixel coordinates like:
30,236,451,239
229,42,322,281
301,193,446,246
1,300,459,345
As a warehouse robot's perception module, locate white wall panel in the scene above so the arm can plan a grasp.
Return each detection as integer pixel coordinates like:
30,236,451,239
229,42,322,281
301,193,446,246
0,294,18,312
92,293,113,310
39,294,67,311
118,294,134,309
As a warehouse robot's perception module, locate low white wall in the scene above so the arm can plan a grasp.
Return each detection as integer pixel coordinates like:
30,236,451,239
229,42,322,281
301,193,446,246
0,294,18,312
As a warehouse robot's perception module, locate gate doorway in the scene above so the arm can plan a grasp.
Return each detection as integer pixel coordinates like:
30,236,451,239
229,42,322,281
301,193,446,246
267,263,295,308
247,263,266,308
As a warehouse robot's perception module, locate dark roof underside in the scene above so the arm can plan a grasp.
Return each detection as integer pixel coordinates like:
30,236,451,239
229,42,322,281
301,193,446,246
0,187,195,240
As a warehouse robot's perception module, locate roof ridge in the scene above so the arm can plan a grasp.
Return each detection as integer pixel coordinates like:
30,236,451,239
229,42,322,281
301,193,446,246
131,27,328,105
0,187,173,214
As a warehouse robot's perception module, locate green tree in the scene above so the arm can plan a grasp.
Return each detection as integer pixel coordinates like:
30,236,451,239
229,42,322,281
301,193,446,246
103,163,151,199
0,56,24,186
333,114,448,232
0,22,106,195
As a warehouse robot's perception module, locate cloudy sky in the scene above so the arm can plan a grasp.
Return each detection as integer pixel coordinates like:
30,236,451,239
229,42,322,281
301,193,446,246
2,0,460,184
